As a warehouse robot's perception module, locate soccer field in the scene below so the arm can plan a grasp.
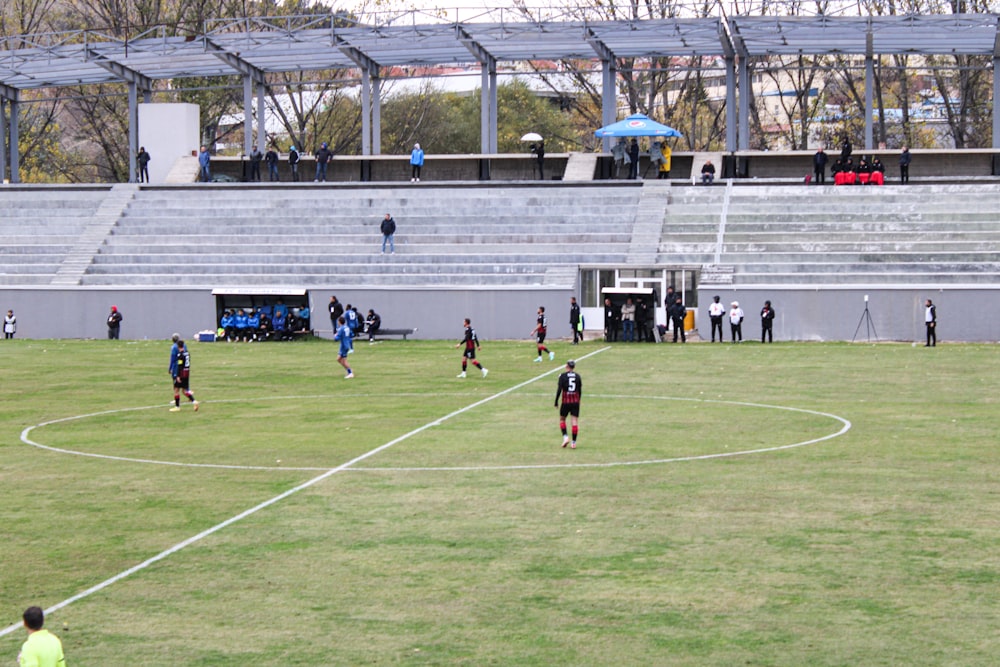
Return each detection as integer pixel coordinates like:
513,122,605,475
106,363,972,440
1,338,998,666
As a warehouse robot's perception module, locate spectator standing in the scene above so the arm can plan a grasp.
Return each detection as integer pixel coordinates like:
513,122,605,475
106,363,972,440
707,295,725,343
410,143,424,182
107,305,123,339
813,146,827,184
288,146,300,182
840,136,852,162
455,318,488,378
701,160,716,184
265,146,280,181
569,296,581,344
760,300,775,343
658,142,672,179
137,146,151,183
314,142,332,182
627,139,640,179
4,309,15,339
603,297,619,342
380,213,396,254
554,359,582,449
334,316,354,379
670,296,687,343
620,297,636,342
249,146,262,182
925,298,937,347
612,138,627,177
17,606,65,667
635,296,651,343
365,309,381,343
532,140,545,180
899,146,911,184
531,306,555,362
729,301,744,343
170,339,199,411
198,145,211,182
328,296,344,334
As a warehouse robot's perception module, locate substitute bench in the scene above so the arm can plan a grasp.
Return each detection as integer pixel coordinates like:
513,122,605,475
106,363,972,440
372,327,417,341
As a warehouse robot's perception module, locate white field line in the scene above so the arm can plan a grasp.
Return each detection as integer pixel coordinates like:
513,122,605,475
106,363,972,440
1,347,609,637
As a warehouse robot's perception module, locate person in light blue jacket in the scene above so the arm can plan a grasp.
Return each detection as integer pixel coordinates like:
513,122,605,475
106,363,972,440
410,143,424,182
198,145,211,182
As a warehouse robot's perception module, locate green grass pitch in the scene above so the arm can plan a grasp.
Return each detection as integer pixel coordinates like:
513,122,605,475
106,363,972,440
1,337,998,665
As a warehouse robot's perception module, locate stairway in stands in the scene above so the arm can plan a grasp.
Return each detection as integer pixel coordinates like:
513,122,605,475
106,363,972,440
81,185,641,287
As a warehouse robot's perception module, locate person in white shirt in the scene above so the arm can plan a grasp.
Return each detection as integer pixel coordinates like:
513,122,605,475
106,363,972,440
620,298,636,342
4,309,15,339
707,296,725,342
728,301,744,343
924,298,936,347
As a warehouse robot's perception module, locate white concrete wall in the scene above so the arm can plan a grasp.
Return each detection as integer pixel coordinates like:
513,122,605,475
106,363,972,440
138,104,200,184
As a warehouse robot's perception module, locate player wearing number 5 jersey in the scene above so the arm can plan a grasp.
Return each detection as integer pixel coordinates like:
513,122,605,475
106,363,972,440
554,359,582,449
456,318,488,378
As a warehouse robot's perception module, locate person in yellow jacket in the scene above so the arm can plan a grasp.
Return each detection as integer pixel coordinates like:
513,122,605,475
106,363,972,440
658,143,672,179
18,606,66,667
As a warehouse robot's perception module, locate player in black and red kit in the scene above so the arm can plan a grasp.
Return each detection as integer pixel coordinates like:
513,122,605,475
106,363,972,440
455,318,488,378
531,306,555,362
554,359,582,448
170,339,199,412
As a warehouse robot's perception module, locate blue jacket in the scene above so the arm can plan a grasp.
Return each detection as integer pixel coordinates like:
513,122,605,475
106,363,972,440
234,313,249,329
410,147,425,166
220,314,234,328
248,313,261,328
199,150,210,168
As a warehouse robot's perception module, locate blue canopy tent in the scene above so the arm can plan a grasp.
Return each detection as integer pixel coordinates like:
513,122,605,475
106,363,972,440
594,113,683,138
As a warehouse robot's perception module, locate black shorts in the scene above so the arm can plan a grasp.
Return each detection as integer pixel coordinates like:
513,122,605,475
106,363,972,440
173,373,190,390
536,332,547,345
559,403,580,418
463,348,477,360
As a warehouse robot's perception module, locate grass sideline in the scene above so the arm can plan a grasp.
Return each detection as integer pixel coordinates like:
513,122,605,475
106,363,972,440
1,338,998,666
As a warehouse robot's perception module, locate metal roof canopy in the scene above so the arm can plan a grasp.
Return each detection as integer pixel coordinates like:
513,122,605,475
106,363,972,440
2,11,1000,183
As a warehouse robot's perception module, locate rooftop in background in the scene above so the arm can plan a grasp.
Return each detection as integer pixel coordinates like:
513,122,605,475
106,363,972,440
2,10,999,93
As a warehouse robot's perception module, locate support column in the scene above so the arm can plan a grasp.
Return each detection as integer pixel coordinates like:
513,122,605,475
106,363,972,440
372,73,382,155
601,59,617,152
725,56,737,153
0,99,6,183
361,68,371,156
128,81,138,183
865,54,874,150
994,57,1000,148
738,57,750,151
9,98,19,184
480,65,490,153
257,82,266,152
243,75,254,156
488,65,498,153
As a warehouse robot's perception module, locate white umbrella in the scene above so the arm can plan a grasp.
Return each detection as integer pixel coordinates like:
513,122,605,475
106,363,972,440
520,132,543,142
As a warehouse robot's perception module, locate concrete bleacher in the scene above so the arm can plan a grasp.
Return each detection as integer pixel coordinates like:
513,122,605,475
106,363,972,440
0,188,110,285
82,184,640,287
656,182,1000,286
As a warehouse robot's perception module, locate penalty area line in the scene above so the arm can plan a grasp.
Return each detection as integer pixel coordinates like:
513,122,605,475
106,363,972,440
0,346,609,637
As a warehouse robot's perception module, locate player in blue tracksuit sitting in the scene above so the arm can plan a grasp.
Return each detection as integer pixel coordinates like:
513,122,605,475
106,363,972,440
233,309,249,341
219,310,235,341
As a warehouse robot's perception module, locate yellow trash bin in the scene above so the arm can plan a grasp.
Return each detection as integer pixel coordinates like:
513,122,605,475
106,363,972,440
684,309,695,331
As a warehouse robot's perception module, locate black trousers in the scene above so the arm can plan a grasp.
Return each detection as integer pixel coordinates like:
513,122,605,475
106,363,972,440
710,316,723,342
731,323,742,342
926,323,936,346
762,324,772,343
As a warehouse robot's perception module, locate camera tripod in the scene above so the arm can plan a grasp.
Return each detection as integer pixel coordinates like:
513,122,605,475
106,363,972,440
852,302,879,343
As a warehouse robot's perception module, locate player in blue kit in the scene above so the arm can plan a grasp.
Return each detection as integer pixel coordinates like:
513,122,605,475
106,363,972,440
334,316,354,379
